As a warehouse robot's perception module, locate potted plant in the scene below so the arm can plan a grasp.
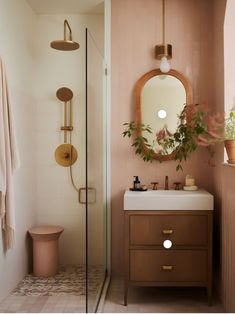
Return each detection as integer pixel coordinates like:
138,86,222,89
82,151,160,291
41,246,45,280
224,111,235,164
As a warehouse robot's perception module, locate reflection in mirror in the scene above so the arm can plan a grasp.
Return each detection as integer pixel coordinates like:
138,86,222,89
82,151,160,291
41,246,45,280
135,69,192,161
141,75,186,154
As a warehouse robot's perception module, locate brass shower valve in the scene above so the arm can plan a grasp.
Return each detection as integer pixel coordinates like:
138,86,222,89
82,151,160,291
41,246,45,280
64,152,70,159
55,144,77,167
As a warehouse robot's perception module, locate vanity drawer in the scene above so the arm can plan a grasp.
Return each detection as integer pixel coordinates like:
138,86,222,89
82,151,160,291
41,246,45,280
129,214,208,246
130,249,207,282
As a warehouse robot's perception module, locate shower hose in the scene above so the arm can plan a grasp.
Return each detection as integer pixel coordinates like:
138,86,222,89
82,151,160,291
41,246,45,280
69,131,80,193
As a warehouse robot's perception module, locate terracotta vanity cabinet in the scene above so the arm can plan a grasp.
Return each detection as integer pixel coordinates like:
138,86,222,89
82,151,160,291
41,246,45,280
124,210,213,306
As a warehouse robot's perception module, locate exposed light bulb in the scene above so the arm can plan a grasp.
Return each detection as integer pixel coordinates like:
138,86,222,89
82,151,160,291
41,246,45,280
158,109,167,119
160,56,171,73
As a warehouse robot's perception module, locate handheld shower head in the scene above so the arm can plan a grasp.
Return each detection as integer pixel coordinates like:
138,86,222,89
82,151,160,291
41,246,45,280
56,87,73,102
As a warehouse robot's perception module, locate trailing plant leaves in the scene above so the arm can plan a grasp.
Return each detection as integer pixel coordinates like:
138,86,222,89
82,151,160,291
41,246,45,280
122,122,155,162
122,104,224,171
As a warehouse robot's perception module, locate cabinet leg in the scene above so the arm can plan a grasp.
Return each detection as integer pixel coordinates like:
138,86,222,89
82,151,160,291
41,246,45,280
124,285,128,306
207,286,212,306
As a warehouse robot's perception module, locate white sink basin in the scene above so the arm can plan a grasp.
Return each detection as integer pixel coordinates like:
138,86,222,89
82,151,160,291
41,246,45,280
124,189,214,211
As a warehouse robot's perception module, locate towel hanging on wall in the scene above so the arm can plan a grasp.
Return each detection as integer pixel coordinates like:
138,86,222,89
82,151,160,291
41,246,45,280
0,57,20,251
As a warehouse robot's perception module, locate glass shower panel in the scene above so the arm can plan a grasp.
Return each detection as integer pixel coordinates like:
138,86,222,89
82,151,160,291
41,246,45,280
85,29,107,313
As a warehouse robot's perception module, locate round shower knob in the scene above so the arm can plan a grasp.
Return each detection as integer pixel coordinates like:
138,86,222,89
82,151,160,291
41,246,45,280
64,152,70,159
55,144,77,167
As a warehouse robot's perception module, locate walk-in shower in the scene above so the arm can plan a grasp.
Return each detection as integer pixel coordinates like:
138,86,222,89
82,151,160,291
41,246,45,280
51,19,108,312
0,5,108,312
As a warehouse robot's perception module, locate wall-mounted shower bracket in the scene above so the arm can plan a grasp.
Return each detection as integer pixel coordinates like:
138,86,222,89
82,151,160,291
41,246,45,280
61,126,73,131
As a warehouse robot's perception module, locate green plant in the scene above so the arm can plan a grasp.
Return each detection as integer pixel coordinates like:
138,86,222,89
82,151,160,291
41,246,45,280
123,104,224,171
157,105,224,170
122,122,155,162
224,111,235,140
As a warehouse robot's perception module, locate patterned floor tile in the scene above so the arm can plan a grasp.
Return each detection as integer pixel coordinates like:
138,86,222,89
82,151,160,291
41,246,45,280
11,265,103,297
0,264,105,313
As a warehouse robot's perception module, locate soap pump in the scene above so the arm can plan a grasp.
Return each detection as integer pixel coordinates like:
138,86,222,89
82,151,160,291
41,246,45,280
133,176,141,190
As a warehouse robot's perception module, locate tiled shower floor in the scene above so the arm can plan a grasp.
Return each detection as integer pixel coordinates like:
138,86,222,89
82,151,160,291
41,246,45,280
0,265,104,313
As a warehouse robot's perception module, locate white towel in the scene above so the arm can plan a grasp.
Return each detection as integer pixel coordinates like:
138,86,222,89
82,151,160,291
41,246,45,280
0,57,20,251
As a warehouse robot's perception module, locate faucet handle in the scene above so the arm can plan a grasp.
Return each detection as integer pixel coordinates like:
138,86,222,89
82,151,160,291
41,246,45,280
173,182,182,190
151,182,159,190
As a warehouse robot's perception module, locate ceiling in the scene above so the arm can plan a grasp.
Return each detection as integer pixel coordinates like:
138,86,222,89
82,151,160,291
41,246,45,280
26,0,104,14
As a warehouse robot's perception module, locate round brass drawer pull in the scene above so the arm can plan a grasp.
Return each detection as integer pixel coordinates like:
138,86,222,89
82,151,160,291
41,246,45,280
162,229,173,235
162,265,173,271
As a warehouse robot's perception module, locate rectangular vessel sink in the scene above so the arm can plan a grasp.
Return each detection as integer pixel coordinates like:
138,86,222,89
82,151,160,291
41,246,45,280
124,189,214,211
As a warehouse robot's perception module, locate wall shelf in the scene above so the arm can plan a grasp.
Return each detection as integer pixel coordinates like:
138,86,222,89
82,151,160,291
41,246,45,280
222,162,235,167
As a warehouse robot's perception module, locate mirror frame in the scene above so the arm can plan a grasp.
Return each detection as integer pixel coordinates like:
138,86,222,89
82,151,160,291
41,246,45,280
135,69,193,161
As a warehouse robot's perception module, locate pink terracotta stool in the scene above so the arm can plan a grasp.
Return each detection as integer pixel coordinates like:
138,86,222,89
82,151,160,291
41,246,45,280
28,225,64,277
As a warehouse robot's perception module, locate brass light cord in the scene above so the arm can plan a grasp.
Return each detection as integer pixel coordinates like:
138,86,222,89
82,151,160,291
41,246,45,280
162,0,165,45
155,0,172,60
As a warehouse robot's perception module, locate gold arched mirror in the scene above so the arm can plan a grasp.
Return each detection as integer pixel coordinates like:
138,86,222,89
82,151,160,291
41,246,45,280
135,69,193,161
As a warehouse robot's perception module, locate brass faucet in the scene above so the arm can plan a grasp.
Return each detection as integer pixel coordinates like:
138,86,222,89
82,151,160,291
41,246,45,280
165,176,169,190
151,177,169,190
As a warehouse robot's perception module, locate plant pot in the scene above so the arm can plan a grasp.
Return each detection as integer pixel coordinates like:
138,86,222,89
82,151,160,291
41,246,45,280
224,140,235,164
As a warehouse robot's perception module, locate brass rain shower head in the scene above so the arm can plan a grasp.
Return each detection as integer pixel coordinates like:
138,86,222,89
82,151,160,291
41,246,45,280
50,20,80,51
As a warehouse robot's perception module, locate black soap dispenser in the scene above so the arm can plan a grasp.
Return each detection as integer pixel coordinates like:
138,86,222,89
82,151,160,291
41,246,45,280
133,176,141,190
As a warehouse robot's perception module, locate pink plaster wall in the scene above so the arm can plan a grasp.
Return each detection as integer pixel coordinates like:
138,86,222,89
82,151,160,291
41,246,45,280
111,0,215,275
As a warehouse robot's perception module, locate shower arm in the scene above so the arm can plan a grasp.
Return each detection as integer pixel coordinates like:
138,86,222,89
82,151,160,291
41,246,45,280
64,19,73,41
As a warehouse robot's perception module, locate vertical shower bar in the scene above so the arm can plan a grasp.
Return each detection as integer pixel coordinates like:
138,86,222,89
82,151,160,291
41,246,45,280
64,102,67,143
69,100,72,129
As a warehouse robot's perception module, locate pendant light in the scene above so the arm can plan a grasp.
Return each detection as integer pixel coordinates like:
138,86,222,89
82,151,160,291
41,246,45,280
155,0,172,73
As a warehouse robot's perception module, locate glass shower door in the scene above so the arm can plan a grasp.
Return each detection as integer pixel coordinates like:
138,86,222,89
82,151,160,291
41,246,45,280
85,28,107,313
